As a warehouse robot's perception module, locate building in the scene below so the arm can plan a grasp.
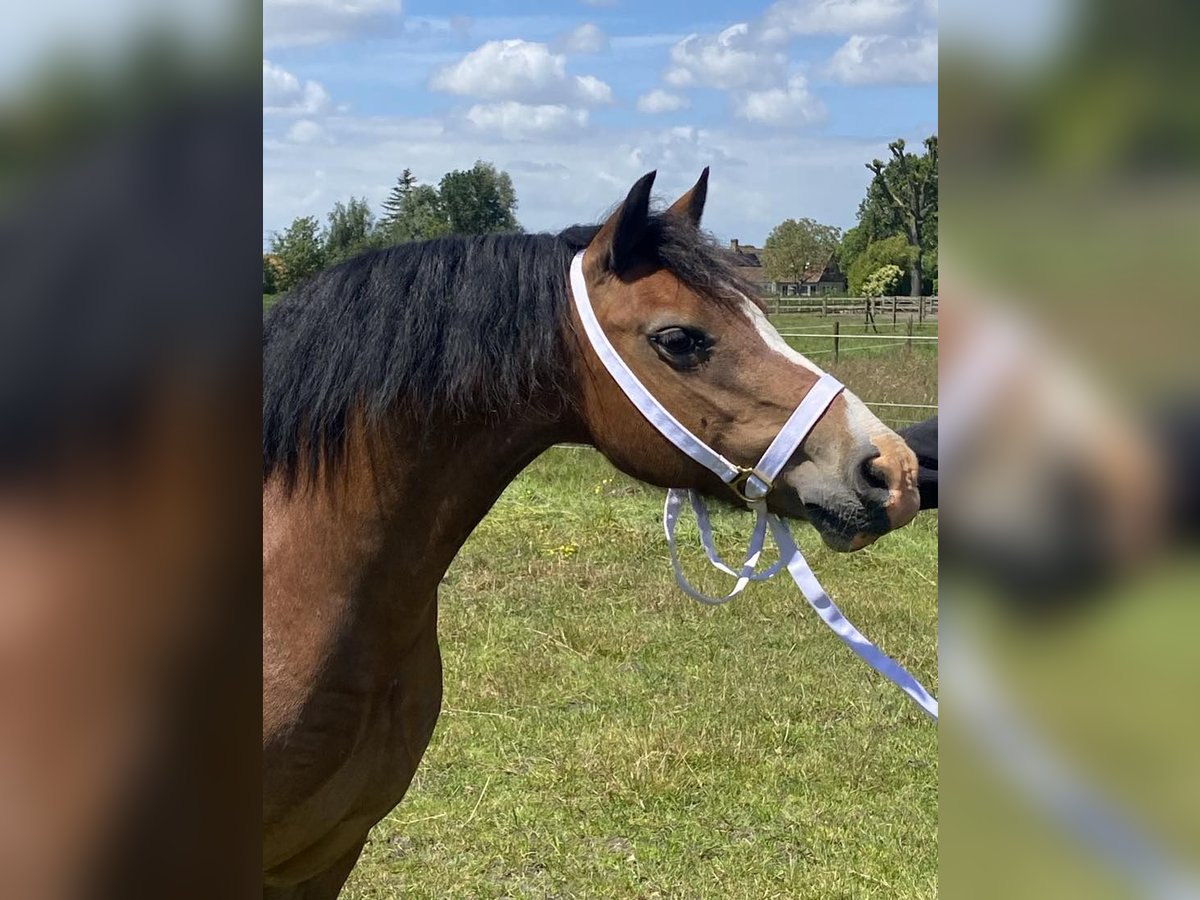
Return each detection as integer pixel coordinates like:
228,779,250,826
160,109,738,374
724,239,848,296
793,257,848,296
725,239,771,292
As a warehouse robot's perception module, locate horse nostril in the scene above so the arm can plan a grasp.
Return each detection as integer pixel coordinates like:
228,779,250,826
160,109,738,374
858,452,891,494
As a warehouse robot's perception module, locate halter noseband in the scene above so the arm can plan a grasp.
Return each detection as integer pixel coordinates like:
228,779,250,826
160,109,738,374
570,251,938,721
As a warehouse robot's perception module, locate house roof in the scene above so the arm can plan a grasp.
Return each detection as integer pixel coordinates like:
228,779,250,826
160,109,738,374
800,255,845,284
724,244,763,269
721,240,846,285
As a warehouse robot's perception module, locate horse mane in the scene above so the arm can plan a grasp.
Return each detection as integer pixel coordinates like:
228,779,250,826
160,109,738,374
263,212,753,489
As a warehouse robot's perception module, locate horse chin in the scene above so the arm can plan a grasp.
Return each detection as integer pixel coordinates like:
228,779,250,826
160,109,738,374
808,509,879,553
768,493,880,553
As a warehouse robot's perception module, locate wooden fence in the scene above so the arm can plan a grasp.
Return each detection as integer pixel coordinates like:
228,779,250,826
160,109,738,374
767,295,938,322
777,321,938,362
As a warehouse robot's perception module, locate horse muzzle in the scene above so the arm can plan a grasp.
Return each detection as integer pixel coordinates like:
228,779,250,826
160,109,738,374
774,438,921,551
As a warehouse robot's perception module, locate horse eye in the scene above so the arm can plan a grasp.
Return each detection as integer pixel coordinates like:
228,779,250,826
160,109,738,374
651,327,706,358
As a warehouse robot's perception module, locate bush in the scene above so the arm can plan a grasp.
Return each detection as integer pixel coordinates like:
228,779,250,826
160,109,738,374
861,264,904,299
847,235,918,296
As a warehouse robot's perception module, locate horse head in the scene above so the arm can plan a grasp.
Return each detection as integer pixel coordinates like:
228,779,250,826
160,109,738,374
571,169,920,551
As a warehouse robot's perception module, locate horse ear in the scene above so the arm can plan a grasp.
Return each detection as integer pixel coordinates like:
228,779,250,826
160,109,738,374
588,170,656,275
665,166,709,228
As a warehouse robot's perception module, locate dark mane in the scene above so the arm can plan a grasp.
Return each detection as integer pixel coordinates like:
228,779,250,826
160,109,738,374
263,212,754,488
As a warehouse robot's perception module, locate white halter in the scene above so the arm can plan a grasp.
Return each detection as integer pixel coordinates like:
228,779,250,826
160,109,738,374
570,252,938,721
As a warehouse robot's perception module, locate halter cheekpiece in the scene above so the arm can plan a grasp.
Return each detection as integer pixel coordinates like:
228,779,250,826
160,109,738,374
570,251,938,721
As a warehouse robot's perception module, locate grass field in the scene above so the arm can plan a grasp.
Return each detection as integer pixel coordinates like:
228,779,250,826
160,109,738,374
266,290,939,896
341,352,939,899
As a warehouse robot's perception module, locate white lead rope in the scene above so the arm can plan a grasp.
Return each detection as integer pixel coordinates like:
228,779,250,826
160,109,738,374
571,251,938,721
664,491,939,719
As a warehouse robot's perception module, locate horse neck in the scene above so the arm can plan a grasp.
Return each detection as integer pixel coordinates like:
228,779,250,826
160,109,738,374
264,409,586,614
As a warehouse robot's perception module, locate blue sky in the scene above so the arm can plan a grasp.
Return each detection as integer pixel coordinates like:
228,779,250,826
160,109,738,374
263,0,937,249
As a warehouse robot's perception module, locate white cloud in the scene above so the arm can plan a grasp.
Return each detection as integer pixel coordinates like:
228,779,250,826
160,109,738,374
827,31,937,84
666,23,784,90
579,0,617,6
264,109,913,254
557,22,608,54
574,75,614,105
263,60,332,116
758,0,915,43
651,0,935,105
466,102,589,140
264,0,404,48
636,89,690,114
286,120,328,144
737,73,826,126
430,40,613,106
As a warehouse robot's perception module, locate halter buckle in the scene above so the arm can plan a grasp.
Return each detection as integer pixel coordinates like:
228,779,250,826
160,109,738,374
729,466,772,503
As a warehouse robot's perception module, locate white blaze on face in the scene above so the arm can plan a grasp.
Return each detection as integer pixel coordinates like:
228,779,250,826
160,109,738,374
738,297,895,446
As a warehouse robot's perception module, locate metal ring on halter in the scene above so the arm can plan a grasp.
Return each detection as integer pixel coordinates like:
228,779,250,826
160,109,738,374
727,466,772,503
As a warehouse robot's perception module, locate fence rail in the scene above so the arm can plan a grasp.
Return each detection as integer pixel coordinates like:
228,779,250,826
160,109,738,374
778,320,939,361
768,295,939,322
778,332,938,342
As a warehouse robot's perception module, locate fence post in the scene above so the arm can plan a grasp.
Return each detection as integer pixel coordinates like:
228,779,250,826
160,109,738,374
892,296,897,326
906,315,913,351
833,320,840,362
821,297,827,318
918,295,925,323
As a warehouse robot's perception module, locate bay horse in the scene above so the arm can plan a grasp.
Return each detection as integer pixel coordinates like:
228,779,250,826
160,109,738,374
262,169,921,898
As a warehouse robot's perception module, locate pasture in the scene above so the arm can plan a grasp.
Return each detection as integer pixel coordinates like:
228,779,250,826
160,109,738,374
336,315,938,899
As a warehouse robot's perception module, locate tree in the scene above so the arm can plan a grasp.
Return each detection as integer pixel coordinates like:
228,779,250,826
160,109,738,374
846,235,920,297
380,184,450,244
837,224,870,273
761,217,842,283
324,197,376,265
379,168,417,226
262,254,283,294
865,136,937,296
270,216,325,292
438,161,520,235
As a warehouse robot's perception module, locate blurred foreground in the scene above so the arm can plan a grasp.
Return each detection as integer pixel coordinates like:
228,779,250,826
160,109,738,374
0,3,260,897
942,0,1200,895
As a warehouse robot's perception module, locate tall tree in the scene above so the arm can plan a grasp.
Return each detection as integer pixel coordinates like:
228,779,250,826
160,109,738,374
865,136,937,297
270,216,325,292
837,224,870,273
379,168,417,226
438,161,520,235
381,184,450,243
761,217,842,283
324,197,375,264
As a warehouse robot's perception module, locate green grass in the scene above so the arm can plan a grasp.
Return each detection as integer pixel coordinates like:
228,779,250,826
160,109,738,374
772,313,937,431
772,314,938,365
343,450,938,899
